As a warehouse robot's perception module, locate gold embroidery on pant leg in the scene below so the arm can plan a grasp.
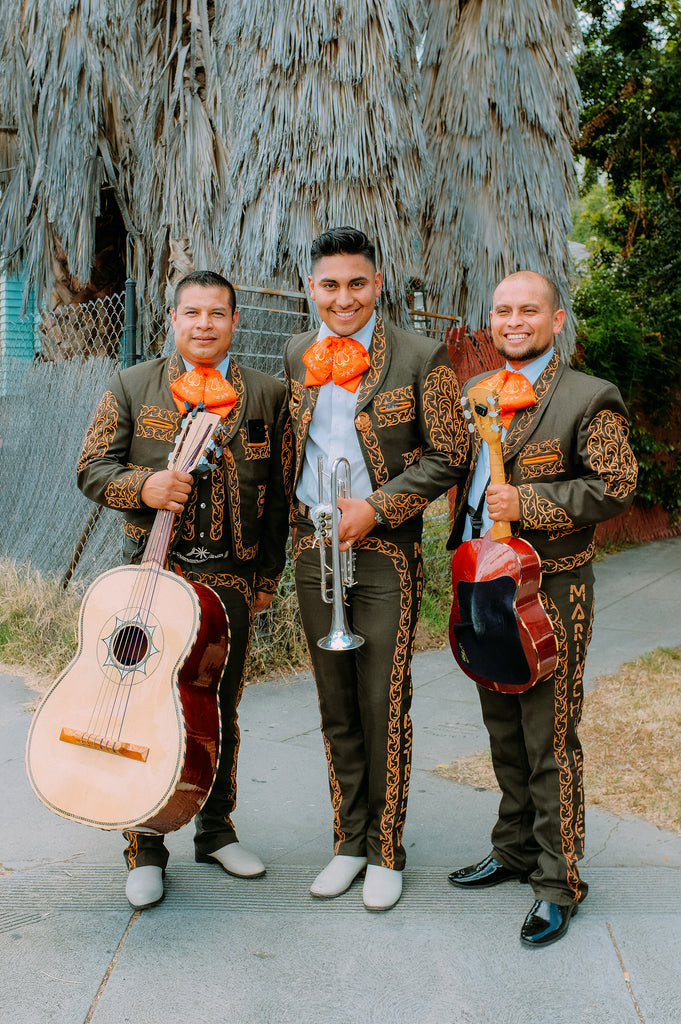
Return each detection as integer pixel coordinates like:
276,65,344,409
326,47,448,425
321,727,345,853
359,536,417,869
546,592,583,902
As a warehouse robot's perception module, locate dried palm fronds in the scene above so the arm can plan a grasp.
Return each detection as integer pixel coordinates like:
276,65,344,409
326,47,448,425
421,0,581,356
214,0,427,324
0,1,132,307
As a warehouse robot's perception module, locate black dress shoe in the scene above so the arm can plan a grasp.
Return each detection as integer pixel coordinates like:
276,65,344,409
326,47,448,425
520,899,578,947
448,854,527,888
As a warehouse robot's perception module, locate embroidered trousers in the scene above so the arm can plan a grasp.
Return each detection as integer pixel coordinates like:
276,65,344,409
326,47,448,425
294,518,423,871
478,565,594,906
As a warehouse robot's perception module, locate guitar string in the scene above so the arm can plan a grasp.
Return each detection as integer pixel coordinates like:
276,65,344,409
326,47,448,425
81,419,195,742
106,420,214,745
85,416,215,748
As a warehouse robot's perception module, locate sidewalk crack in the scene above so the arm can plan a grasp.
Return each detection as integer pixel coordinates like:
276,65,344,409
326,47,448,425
83,909,140,1024
607,921,647,1024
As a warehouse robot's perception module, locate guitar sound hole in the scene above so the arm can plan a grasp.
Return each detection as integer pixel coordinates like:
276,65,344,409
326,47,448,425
112,625,149,667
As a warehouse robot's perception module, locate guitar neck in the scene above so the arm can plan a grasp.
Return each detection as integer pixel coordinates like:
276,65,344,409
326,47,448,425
486,436,511,540
140,509,178,568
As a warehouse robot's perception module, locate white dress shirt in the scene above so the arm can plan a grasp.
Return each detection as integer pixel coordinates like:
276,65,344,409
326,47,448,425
462,347,554,541
296,313,376,506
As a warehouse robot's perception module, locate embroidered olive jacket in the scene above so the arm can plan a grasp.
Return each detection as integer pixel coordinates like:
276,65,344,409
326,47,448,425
77,350,292,594
448,354,638,574
284,315,469,532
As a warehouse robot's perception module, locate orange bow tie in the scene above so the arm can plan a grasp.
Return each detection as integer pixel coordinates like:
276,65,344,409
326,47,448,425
302,335,371,393
170,366,237,418
479,369,536,428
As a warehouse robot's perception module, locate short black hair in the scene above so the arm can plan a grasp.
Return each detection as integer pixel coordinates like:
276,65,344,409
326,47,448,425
310,226,376,271
173,271,237,313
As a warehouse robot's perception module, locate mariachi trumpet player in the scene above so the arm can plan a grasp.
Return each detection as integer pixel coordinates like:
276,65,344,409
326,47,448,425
284,227,469,911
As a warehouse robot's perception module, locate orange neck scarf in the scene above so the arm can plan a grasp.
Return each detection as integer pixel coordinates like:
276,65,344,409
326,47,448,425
170,366,237,418
302,335,371,393
479,369,536,428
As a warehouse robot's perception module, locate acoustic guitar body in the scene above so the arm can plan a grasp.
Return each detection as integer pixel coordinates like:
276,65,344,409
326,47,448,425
25,564,229,833
449,532,558,693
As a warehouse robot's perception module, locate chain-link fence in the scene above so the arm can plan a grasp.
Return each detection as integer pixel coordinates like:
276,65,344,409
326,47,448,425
35,286,312,371
1,292,460,599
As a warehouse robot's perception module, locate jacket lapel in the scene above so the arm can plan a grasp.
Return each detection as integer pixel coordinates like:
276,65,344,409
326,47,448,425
355,315,392,410
502,354,565,462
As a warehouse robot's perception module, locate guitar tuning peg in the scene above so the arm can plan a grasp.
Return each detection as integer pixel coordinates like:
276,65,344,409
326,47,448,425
463,408,472,420
467,422,475,433
461,396,470,409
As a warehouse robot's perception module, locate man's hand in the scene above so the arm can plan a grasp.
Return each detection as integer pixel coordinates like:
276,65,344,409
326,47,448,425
253,591,274,614
336,497,376,550
141,469,194,512
485,483,520,523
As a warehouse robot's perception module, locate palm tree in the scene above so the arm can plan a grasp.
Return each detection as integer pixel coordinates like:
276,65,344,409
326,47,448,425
421,0,581,355
0,1,230,318
214,0,427,323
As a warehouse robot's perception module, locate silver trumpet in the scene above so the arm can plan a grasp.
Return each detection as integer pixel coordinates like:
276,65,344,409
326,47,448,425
310,456,364,651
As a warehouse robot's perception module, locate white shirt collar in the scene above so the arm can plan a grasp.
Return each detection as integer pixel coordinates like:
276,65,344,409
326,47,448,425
506,346,554,387
317,311,376,349
179,352,231,376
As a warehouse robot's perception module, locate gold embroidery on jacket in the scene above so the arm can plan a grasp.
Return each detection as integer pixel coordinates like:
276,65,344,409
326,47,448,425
541,544,595,576
519,486,573,531
356,315,387,404
183,570,252,603
210,462,226,541
123,521,147,543
104,467,149,509
518,440,565,480
423,364,468,465
221,361,246,431
504,353,559,449
587,410,638,498
281,417,294,506
136,405,179,442
403,446,423,469
78,390,118,471
239,425,271,459
361,421,389,485
180,490,197,541
375,385,415,427
224,448,257,560
371,491,430,527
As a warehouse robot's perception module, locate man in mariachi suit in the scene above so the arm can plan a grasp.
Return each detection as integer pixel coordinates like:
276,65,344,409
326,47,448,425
284,226,469,911
447,270,637,946
78,270,291,909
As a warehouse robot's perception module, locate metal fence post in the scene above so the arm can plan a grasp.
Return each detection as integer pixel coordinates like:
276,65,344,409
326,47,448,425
124,277,137,367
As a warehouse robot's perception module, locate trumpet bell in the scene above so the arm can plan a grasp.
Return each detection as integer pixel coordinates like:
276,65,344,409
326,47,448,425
317,625,365,652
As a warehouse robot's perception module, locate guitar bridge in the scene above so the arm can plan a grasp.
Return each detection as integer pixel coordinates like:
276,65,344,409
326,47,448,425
59,727,149,762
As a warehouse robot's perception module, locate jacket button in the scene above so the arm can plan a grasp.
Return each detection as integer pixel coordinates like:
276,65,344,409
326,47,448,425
355,412,371,432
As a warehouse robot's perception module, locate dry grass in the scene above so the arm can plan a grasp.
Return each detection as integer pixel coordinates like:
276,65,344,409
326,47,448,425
0,560,84,690
434,646,681,834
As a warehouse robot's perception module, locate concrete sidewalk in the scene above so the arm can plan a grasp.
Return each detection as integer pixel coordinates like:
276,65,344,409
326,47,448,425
2,537,681,1024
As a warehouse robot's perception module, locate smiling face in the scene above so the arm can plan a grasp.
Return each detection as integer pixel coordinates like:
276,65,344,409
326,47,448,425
308,253,381,337
490,272,565,368
171,284,239,368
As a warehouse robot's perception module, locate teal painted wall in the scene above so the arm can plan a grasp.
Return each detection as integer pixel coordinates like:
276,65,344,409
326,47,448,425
0,273,38,396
